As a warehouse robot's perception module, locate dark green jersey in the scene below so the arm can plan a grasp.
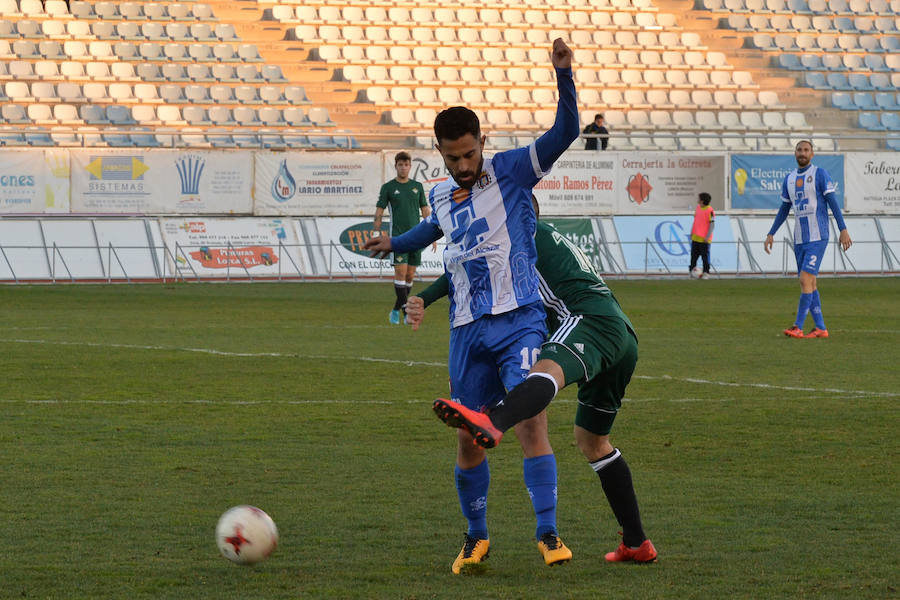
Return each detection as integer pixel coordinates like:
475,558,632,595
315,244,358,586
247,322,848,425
376,179,427,236
417,221,634,337
533,221,634,335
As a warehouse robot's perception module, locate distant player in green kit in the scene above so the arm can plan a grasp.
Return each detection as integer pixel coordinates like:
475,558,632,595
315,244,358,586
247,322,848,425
373,151,430,324
408,197,657,564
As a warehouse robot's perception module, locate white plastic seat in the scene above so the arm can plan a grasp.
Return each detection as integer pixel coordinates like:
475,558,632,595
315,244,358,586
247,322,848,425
762,111,787,129
695,111,718,129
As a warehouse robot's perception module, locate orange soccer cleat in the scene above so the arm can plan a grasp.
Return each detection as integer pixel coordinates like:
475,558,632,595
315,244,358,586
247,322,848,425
804,328,829,338
605,538,658,563
783,326,805,338
432,398,503,448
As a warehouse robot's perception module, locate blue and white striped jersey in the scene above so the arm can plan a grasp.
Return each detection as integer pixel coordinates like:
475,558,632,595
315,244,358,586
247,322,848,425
780,165,837,244
391,66,579,328
426,148,549,327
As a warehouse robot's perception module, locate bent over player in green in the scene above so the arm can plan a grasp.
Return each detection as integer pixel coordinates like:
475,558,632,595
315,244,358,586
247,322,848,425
408,200,657,564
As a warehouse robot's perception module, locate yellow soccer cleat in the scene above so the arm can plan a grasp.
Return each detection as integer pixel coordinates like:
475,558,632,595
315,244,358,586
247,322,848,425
451,534,490,574
537,532,572,566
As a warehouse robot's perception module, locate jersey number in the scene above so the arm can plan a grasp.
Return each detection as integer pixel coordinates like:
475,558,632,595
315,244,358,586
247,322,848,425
520,347,541,370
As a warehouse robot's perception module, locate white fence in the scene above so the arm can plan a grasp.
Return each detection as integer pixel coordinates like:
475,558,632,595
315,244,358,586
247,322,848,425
0,215,896,282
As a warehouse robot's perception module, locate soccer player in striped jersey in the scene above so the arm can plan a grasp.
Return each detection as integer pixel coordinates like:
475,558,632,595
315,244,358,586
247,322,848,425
413,197,656,564
764,140,852,338
365,39,580,573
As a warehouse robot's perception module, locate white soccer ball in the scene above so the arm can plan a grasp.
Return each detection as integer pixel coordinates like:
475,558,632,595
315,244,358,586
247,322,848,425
215,505,278,565
690,266,704,279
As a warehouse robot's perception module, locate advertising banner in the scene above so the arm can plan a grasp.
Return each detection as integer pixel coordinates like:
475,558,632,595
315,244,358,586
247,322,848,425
617,154,726,213
0,149,70,213
731,154,845,210
255,152,382,216
613,214,738,272
160,217,305,277
307,217,444,276
536,153,617,215
543,217,605,273
71,150,252,214
381,150,450,199
845,153,900,212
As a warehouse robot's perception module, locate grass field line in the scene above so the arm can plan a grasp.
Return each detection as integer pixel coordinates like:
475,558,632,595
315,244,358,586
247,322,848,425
5,337,897,400
1,337,448,367
633,374,899,398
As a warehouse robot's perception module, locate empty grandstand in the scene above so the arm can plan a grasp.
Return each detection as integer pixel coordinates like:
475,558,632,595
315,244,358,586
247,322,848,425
0,0,896,149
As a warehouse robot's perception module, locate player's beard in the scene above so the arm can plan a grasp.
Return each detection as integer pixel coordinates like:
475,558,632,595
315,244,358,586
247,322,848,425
452,159,483,190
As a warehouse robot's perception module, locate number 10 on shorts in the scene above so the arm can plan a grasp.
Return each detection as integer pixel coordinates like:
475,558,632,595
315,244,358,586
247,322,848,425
520,346,541,370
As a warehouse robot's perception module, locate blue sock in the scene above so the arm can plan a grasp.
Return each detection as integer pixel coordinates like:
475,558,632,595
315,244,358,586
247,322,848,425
455,460,489,540
795,293,813,329
810,290,826,330
523,454,558,540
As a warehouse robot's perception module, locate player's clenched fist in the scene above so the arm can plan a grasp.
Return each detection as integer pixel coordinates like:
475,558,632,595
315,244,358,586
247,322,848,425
404,296,425,331
551,38,573,70
364,232,392,260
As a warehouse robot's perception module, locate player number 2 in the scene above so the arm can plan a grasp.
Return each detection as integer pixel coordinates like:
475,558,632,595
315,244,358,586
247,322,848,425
520,347,541,370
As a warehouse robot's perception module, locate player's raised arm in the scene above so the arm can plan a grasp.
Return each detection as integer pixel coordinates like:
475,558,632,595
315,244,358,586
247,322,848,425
533,39,580,172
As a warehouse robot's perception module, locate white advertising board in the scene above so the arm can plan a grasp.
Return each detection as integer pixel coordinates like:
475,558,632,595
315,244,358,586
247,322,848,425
160,217,305,278
384,150,724,216
71,150,252,214
255,151,382,216
0,149,70,213
536,152,617,215
616,153,726,213
302,217,444,277
845,153,900,213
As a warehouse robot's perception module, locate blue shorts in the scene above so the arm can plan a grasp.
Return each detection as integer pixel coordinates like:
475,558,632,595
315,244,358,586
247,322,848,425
448,301,547,412
794,240,828,275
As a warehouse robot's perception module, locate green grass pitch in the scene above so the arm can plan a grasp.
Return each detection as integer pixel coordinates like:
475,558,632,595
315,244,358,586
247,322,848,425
1,278,897,599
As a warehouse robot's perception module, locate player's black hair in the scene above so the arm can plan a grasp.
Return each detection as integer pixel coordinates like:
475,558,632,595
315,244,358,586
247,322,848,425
595,113,604,120
394,151,411,164
433,107,481,144
699,192,711,205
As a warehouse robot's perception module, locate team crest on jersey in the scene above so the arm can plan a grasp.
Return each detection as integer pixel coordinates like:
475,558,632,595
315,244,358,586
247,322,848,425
807,175,813,183
795,178,804,188
475,170,492,189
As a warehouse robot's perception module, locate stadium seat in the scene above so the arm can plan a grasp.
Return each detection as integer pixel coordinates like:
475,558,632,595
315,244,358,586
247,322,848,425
848,73,874,90
57,82,84,102
826,73,851,90
186,64,212,82
53,105,80,125
160,64,186,82
874,92,900,110
695,111,718,130
210,86,235,104
881,113,900,131
673,111,697,130
805,72,828,89
762,111,787,129
851,92,877,110
831,92,854,109
79,105,108,125
182,86,208,105
191,23,216,42
181,106,209,126
132,105,159,125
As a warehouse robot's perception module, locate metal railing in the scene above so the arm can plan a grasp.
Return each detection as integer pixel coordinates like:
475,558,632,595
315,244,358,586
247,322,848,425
1,238,896,283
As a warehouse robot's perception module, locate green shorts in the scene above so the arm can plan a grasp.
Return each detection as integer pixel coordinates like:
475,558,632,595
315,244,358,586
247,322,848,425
538,315,637,436
392,250,422,267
